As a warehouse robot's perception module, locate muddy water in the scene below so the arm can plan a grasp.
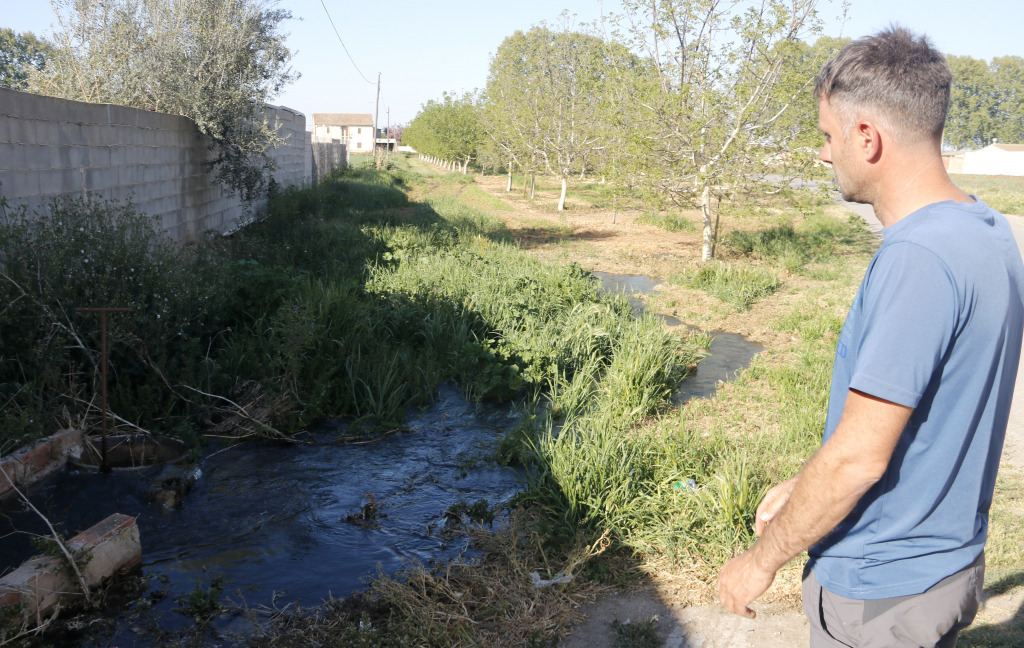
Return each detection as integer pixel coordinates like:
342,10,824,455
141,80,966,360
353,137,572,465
0,384,522,645
591,271,764,402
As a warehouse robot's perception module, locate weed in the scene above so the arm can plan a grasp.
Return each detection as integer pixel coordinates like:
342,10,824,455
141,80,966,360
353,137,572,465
610,617,660,648
174,577,224,619
683,262,783,309
637,210,697,232
446,498,498,526
724,212,875,273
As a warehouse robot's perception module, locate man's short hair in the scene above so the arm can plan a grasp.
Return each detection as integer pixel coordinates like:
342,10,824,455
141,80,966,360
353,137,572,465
814,26,950,144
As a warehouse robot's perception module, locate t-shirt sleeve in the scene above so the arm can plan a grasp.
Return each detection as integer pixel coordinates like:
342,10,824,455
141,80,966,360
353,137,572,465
848,242,959,408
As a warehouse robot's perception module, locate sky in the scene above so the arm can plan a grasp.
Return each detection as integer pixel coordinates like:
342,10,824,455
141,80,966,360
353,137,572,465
3,0,1023,130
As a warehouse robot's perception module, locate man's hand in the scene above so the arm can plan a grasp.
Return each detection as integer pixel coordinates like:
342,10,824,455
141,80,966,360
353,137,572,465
755,477,797,536
717,549,777,619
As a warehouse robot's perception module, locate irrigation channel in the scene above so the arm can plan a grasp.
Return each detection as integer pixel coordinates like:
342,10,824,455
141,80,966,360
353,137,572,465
0,273,762,646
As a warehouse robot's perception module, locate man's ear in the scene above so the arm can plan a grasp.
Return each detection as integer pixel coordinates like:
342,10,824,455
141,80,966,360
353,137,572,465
855,120,883,163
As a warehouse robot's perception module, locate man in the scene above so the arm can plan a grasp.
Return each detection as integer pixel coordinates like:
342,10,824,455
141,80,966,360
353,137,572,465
717,27,1024,647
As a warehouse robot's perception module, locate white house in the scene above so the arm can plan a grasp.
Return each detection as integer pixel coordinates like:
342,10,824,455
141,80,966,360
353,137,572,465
960,143,1024,176
311,113,374,152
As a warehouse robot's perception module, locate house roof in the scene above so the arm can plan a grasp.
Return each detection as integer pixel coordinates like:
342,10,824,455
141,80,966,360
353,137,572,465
312,113,373,127
992,143,1024,152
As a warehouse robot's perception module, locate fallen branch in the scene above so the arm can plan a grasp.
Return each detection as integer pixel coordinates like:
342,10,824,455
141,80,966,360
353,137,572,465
181,384,293,442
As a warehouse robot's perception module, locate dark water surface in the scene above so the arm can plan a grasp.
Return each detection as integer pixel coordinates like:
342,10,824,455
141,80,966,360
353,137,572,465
0,385,522,646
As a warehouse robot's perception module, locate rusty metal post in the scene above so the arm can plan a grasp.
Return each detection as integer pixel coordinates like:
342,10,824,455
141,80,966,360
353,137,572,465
75,307,133,472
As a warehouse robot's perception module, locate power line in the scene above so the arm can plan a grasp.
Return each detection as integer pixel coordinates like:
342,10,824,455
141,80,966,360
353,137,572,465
319,0,375,85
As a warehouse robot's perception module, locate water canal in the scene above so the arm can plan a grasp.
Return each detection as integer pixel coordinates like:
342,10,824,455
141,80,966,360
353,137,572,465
0,272,763,646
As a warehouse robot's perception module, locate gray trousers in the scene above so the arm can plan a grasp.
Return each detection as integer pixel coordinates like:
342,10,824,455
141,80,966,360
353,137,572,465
802,553,984,648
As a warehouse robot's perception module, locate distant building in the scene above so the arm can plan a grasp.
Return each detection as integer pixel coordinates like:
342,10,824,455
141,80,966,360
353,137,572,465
942,150,967,174
311,113,374,152
959,143,1024,176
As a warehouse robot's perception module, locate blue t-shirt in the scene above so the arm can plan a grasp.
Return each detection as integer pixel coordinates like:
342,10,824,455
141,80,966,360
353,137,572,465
808,198,1024,599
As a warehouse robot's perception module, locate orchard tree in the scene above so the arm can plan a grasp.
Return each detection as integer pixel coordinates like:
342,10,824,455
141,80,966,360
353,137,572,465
31,0,296,202
612,0,823,260
404,92,484,173
945,55,1024,149
945,55,996,149
0,28,53,90
989,56,1024,146
484,24,613,211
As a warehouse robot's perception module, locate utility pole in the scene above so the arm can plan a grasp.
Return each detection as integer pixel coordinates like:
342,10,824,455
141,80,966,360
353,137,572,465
373,72,381,169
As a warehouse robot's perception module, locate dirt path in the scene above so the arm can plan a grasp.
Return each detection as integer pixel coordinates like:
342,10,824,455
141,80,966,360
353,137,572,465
465,176,1024,647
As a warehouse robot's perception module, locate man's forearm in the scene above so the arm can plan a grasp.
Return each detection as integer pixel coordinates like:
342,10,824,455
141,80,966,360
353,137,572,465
748,442,881,572
749,390,911,572
717,390,911,617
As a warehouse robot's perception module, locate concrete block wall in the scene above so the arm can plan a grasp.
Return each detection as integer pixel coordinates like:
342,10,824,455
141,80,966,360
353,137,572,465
312,139,349,185
0,88,311,243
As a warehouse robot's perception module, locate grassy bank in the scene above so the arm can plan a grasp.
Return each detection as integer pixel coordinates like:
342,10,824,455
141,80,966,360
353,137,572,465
0,166,703,453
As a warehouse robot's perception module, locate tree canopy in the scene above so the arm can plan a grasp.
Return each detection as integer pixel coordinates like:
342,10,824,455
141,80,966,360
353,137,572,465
946,54,1024,149
404,92,484,173
608,0,825,260
31,0,297,202
484,24,614,210
0,28,53,91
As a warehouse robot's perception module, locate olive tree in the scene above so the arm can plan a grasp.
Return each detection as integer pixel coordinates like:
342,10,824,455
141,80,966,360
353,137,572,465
31,0,296,203
612,0,823,260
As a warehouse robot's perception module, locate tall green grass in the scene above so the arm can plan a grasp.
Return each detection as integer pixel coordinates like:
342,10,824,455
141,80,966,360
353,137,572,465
636,210,698,232
683,262,783,309
725,212,875,273
1,165,703,447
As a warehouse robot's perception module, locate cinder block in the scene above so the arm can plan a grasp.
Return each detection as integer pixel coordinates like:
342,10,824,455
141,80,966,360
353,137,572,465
59,168,82,193
1,89,35,118
0,116,12,145
84,124,117,147
0,142,26,170
56,145,83,170
36,168,68,196
8,170,40,197
0,88,19,117
90,147,111,168
8,118,36,145
105,104,138,128
31,96,62,123
0,513,140,621
23,144,55,171
0,429,82,500
84,167,117,192
58,121,83,146
34,120,59,146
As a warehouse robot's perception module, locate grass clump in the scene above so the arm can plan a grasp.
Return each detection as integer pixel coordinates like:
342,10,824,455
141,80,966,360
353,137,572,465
636,210,697,232
610,617,660,648
724,212,874,273
249,510,611,648
683,262,782,309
